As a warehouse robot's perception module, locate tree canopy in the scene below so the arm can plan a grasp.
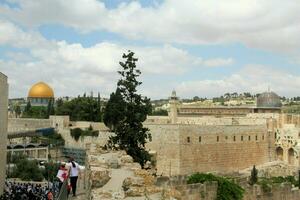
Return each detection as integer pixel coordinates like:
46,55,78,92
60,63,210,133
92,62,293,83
55,93,102,122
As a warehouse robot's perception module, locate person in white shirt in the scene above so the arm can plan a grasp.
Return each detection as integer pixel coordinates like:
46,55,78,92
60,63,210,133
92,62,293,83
66,157,80,197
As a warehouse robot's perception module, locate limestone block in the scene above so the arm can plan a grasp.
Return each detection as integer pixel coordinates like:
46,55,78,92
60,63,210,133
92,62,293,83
120,155,133,164
90,167,111,188
108,157,120,169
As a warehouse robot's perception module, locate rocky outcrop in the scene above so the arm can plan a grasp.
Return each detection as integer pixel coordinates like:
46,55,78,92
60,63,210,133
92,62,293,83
85,143,182,200
90,167,111,188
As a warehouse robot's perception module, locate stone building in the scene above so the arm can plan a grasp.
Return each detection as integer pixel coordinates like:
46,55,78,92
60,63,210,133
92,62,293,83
274,115,300,166
144,91,284,176
145,120,277,176
168,90,282,118
0,72,8,195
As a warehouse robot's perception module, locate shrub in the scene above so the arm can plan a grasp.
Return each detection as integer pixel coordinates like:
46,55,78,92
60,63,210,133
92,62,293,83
70,127,99,141
187,173,244,200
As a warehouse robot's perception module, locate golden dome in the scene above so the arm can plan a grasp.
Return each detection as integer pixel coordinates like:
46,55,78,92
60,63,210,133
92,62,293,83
28,82,54,98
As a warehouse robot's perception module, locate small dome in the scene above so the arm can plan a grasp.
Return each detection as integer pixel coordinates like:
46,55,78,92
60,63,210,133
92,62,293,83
28,82,54,98
257,91,282,108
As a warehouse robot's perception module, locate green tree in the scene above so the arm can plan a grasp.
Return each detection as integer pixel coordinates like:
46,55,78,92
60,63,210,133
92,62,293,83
55,95,102,122
24,101,31,113
47,99,55,117
11,159,44,181
108,51,152,168
103,88,126,131
249,165,258,185
14,104,21,118
95,92,102,122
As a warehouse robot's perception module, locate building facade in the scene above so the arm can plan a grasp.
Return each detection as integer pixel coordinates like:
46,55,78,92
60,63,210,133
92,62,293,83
0,72,8,194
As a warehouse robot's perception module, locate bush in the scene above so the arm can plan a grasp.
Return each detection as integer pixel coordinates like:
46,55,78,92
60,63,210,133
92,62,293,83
70,127,99,141
187,173,244,200
259,176,299,188
11,159,44,181
259,179,272,193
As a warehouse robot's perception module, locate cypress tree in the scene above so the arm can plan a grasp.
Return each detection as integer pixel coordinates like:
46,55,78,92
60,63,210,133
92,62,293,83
106,51,152,167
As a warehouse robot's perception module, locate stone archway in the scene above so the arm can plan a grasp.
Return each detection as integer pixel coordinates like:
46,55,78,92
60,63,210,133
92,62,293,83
276,147,283,161
288,148,296,165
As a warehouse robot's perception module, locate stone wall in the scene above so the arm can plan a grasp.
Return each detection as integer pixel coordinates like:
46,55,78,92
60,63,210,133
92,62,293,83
0,72,8,195
59,129,112,149
146,124,274,176
146,114,271,126
179,125,273,175
243,183,300,200
7,118,51,132
69,121,109,131
145,124,181,176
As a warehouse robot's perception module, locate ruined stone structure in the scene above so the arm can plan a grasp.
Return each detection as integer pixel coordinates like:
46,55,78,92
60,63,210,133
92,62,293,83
274,115,300,167
0,72,8,195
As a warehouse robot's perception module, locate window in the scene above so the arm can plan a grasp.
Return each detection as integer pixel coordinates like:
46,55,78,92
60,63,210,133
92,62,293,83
199,136,201,143
241,136,243,141
248,136,251,141
256,135,258,141
187,137,190,143
262,135,264,140
233,136,236,141
225,136,228,140
217,136,219,142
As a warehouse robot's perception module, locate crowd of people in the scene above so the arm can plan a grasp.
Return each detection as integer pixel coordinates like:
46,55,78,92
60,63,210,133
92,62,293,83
0,181,58,200
0,157,81,200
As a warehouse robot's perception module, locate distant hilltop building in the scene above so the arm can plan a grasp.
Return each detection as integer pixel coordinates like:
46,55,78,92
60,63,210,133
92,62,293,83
168,90,282,121
257,91,282,108
28,82,54,106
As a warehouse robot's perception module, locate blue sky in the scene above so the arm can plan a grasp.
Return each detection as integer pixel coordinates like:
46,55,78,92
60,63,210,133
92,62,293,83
0,0,299,99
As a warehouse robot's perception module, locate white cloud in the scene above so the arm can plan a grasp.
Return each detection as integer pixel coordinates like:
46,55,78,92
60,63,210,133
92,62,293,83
175,65,300,98
203,58,234,67
0,20,233,98
1,0,300,55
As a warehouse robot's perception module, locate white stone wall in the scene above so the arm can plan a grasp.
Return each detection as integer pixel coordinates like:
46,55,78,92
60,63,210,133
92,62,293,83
0,73,8,194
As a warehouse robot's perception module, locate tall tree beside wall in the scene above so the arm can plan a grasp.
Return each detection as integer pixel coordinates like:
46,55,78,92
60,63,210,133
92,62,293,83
47,99,55,117
105,51,152,168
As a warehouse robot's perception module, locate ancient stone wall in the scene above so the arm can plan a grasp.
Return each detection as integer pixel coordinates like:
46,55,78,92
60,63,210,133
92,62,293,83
0,73,8,195
145,124,181,176
7,118,51,132
146,124,274,176
59,129,112,149
179,125,272,174
243,183,300,200
69,121,109,131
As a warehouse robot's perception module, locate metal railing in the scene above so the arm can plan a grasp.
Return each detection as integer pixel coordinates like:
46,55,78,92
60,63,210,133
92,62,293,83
56,180,68,200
